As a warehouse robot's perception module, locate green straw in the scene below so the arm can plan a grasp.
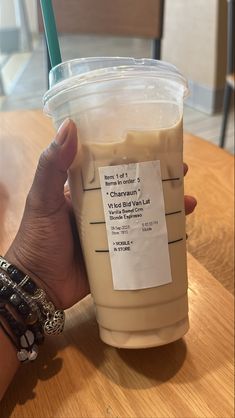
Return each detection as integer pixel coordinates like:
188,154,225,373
40,0,62,68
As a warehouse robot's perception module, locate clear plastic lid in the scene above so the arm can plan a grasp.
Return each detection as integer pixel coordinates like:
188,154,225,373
43,57,188,114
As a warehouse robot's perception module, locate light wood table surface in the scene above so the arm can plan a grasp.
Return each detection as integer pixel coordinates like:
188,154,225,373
0,110,234,418
183,132,234,294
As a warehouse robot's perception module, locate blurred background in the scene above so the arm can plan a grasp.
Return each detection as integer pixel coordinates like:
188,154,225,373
0,0,234,153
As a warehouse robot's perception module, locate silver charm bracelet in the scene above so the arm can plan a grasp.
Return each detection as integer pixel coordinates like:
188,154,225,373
0,256,65,362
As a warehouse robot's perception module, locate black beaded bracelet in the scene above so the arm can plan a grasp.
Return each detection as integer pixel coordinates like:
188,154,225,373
0,299,44,345
0,256,65,336
0,255,65,363
0,271,42,323
0,258,37,295
0,305,44,362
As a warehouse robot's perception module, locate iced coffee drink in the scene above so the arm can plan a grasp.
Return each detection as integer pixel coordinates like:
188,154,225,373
69,118,188,348
44,57,189,348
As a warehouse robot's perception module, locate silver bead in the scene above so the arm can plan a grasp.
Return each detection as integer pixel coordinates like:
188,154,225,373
20,330,34,347
32,288,45,301
17,349,28,362
44,310,65,335
0,257,11,271
18,275,30,288
28,345,38,361
26,311,38,325
10,293,21,305
17,345,38,362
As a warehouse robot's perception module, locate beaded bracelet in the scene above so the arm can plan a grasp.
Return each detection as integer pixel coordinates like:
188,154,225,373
0,256,65,335
0,272,42,324
0,255,65,362
0,305,43,362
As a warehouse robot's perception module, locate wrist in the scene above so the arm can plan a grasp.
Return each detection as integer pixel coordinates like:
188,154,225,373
0,254,65,362
0,326,19,400
4,248,60,308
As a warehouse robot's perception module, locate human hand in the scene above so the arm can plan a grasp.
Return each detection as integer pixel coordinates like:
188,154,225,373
5,120,197,310
5,120,89,309
183,163,197,215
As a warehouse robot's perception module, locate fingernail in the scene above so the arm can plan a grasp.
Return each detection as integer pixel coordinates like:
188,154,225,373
191,197,197,208
55,119,71,145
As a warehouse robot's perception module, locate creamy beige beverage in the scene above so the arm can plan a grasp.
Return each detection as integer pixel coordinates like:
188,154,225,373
69,118,189,348
44,57,189,348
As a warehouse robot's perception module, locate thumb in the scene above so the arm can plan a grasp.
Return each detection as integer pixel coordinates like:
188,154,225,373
28,119,78,211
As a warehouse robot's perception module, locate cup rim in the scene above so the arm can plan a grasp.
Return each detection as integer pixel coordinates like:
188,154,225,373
43,57,188,114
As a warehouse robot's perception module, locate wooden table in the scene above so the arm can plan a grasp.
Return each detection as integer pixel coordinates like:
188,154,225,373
0,111,234,417
184,132,234,294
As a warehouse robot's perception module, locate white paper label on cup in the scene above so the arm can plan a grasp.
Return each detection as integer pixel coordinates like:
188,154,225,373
99,160,172,290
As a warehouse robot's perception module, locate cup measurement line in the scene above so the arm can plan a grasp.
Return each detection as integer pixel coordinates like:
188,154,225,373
162,177,180,182
81,172,101,192
83,186,102,191
168,238,184,244
95,237,184,252
165,210,182,216
90,221,106,225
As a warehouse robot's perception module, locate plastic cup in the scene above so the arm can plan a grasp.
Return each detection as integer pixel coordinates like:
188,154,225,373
44,57,189,348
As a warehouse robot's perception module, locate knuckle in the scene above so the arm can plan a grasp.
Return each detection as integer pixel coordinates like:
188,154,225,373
38,147,54,171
